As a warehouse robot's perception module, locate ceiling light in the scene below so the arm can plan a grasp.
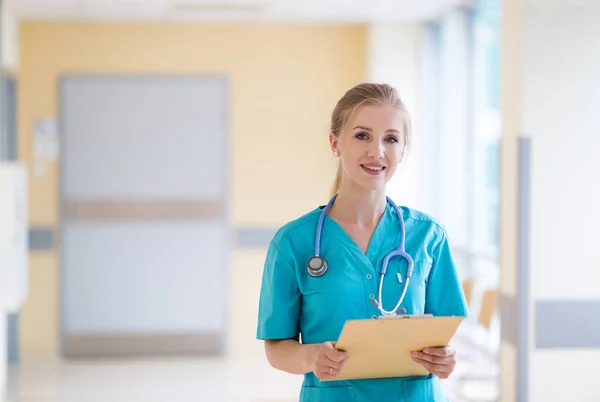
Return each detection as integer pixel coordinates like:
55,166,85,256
172,0,271,10
79,0,170,14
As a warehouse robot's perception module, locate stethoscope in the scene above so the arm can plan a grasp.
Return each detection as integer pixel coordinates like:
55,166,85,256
307,194,414,316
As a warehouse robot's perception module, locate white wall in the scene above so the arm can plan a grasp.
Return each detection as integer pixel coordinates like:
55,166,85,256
2,4,19,72
366,22,424,211
523,5,600,302
0,315,5,393
1,5,20,387
500,1,600,401
522,4,600,401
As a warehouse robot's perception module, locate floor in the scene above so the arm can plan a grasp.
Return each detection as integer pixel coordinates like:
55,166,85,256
2,355,497,402
3,356,303,402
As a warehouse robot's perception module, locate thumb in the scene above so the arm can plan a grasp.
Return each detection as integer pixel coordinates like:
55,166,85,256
323,341,347,362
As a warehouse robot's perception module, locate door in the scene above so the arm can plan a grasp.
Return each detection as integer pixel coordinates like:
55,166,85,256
59,75,229,357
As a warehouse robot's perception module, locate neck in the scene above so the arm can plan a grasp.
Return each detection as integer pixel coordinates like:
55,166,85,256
329,183,387,227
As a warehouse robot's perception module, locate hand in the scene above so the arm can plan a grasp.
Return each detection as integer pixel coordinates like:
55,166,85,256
310,341,349,381
411,346,456,379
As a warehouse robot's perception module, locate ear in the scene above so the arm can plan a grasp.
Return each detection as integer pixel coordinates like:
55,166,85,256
329,133,339,156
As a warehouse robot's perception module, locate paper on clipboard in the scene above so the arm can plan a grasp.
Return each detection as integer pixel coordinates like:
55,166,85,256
322,315,464,381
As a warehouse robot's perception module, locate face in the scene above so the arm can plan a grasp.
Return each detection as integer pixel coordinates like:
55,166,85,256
330,104,407,192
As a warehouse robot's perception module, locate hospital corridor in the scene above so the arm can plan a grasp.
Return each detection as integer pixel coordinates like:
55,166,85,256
1,0,599,401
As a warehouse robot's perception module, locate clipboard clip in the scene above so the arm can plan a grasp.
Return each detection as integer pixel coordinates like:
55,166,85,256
370,299,408,316
375,313,434,320
369,299,434,319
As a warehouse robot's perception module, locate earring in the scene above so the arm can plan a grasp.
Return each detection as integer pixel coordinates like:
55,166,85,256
334,150,340,157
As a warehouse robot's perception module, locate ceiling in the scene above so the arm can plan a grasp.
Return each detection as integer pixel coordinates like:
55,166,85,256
526,0,599,7
6,0,466,23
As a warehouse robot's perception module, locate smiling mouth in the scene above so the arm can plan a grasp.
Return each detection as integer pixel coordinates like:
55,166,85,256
361,164,386,174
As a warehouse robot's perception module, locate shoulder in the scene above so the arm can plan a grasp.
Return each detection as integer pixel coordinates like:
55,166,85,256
398,205,447,245
269,206,322,251
391,205,451,264
400,206,445,231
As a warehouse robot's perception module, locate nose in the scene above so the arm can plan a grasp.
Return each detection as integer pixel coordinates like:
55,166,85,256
367,140,385,159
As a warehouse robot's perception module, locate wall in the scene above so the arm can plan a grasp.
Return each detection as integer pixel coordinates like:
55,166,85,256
524,3,600,401
2,4,19,72
18,21,366,359
500,0,600,401
499,0,522,398
365,22,422,211
2,3,21,367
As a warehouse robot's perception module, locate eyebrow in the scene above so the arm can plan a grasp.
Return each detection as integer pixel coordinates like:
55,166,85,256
352,126,401,134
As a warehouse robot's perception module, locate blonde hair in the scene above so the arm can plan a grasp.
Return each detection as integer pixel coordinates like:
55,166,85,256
329,83,412,197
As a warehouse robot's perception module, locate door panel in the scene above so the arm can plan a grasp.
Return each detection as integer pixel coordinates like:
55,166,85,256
60,76,229,357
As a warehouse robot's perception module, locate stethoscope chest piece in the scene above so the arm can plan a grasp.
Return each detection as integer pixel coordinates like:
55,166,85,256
307,256,327,277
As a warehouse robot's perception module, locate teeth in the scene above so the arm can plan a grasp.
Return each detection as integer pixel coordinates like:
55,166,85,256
364,165,383,171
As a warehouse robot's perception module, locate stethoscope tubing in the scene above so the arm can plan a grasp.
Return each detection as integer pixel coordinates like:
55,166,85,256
310,194,414,316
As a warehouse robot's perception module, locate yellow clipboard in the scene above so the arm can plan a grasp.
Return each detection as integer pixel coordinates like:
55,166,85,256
323,315,464,381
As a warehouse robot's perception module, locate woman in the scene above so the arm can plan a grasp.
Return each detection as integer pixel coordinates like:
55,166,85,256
256,83,468,401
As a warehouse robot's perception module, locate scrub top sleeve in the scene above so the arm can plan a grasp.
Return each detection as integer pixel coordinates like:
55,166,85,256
424,229,469,317
256,239,301,340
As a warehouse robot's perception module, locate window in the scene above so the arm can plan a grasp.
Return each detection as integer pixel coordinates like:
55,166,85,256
470,0,501,256
421,0,500,278
422,6,502,399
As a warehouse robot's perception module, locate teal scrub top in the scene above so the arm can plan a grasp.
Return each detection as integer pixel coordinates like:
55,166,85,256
256,201,469,402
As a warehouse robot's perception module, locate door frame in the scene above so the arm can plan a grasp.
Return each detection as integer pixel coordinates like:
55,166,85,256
2,73,20,363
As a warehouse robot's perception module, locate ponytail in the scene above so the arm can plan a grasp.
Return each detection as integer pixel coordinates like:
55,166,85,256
330,163,342,198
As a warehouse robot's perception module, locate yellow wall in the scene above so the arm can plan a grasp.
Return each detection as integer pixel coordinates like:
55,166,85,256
19,21,366,358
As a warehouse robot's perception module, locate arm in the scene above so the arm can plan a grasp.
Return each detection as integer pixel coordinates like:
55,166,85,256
265,339,348,379
264,338,318,375
256,239,348,379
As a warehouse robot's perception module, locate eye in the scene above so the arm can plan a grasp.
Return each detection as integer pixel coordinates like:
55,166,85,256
355,132,369,140
386,136,399,143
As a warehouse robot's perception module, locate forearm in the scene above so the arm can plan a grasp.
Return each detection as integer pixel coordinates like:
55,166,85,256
264,339,318,375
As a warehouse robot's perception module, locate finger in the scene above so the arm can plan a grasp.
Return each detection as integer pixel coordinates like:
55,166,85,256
315,364,342,380
422,346,455,358
324,365,342,376
324,345,348,363
316,372,339,381
411,357,453,374
316,355,348,375
316,358,344,371
411,351,453,365
323,342,348,361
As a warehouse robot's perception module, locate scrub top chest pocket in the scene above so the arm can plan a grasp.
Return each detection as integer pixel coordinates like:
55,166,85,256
380,258,432,316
